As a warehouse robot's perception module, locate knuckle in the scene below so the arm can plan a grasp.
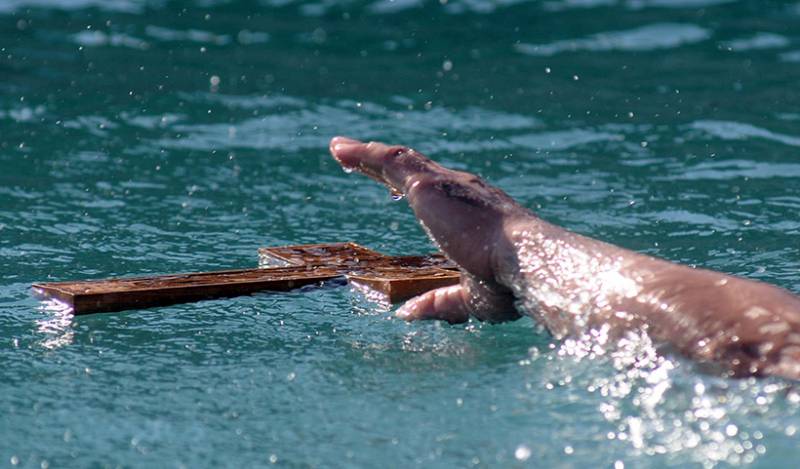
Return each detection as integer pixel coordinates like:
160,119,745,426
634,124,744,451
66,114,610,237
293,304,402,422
387,145,411,158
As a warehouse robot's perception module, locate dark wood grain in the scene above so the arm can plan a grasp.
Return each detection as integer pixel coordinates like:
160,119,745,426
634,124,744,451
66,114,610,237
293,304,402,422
32,243,461,315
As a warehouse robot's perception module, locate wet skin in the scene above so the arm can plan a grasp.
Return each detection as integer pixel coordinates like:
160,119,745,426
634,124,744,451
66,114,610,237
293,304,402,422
329,137,800,379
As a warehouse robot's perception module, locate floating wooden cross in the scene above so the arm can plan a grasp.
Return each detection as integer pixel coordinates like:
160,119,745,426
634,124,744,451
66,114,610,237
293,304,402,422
31,243,462,315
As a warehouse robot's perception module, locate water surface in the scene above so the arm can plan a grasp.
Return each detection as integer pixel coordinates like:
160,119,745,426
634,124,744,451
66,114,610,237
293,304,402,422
2,0,800,467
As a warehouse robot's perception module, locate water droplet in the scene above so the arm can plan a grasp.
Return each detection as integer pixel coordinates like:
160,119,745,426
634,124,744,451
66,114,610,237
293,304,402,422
514,445,531,461
390,187,405,200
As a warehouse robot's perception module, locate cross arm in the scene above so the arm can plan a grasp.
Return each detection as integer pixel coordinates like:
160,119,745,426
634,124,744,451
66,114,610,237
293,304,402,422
32,243,461,315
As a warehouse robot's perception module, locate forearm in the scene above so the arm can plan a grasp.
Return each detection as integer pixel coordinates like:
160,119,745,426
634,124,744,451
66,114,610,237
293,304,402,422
493,214,641,336
499,213,800,376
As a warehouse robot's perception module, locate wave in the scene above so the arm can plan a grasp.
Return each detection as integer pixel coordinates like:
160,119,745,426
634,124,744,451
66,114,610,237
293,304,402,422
515,23,710,56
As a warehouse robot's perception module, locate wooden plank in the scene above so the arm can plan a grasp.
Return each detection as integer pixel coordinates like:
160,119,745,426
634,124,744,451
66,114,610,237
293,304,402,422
32,243,462,315
259,242,461,302
258,243,458,270
259,242,389,266
32,265,345,315
348,267,460,303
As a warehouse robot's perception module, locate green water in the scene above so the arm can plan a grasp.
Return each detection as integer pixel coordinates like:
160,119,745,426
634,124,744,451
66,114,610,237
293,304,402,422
3,0,800,467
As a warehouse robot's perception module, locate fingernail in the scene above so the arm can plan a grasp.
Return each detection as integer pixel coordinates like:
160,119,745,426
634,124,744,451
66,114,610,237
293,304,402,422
334,142,359,153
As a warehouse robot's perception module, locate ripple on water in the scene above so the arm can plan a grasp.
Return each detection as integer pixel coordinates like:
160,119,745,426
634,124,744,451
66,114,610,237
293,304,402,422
515,23,711,56
780,50,800,65
690,120,800,147
367,0,425,14
0,0,148,13
720,33,790,52
152,97,541,153
626,0,737,8
0,105,46,122
71,30,149,50
543,0,737,10
510,128,624,151
657,159,800,181
144,26,231,45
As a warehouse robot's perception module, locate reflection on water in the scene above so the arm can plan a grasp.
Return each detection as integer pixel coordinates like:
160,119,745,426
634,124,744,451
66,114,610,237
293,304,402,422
36,299,75,349
524,326,800,466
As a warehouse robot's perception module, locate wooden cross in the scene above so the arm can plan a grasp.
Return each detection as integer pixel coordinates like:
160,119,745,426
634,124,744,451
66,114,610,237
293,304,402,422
31,243,462,315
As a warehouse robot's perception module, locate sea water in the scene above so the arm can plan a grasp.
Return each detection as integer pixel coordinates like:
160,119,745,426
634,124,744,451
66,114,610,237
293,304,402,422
2,0,800,467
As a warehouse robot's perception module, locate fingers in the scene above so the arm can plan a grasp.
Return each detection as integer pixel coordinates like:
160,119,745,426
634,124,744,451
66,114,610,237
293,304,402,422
395,284,472,324
395,276,521,324
329,136,440,194
329,136,368,171
329,136,396,186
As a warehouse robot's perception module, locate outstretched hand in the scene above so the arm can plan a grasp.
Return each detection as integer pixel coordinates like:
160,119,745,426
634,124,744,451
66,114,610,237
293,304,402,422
329,137,800,379
329,136,523,324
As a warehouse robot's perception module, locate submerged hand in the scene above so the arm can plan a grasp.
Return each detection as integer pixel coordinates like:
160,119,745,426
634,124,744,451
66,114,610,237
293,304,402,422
329,136,522,324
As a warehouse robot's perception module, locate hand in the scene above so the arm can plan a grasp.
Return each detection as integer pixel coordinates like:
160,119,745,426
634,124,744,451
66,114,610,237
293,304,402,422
330,136,523,324
328,139,800,379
